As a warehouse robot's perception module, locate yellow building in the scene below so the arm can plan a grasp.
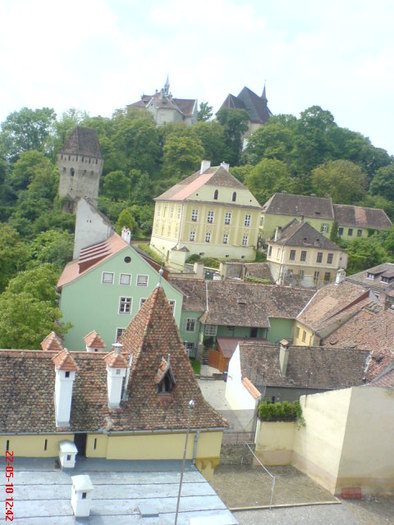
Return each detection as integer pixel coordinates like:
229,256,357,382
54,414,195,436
294,279,370,346
150,160,262,268
267,219,348,288
0,286,226,481
261,192,392,242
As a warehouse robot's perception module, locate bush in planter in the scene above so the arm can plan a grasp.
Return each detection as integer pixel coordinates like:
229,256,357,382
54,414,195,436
257,400,304,425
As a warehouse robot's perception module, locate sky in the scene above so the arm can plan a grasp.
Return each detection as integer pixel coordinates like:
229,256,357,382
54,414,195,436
1,0,394,155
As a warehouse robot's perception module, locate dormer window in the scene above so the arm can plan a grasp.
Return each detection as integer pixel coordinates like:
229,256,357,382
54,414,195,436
214,189,219,200
158,372,175,394
367,272,375,280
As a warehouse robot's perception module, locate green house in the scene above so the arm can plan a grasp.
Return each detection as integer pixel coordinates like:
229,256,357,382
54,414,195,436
57,233,183,350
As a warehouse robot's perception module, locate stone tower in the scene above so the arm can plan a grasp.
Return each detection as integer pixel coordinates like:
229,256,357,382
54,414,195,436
58,127,103,212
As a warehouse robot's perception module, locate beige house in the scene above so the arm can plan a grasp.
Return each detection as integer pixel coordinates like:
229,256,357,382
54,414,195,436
128,78,197,126
266,219,347,288
150,161,262,269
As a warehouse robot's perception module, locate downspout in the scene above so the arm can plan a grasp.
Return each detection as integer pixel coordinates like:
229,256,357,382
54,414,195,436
192,429,201,464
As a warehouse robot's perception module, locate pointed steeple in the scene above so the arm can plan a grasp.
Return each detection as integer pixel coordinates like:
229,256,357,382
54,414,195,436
163,75,170,97
262,82,267,102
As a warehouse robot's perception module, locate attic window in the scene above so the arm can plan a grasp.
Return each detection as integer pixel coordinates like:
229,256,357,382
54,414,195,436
157,370,175,394
214,189,219,200
124,256,131,264
232,192,237,202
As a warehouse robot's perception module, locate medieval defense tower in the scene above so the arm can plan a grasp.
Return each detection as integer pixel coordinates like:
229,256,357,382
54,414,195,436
58,127,103,211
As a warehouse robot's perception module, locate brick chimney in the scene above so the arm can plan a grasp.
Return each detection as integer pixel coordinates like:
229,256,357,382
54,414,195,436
279,339,290,376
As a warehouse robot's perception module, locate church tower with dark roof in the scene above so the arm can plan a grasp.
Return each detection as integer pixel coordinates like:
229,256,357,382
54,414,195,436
58,126,103,212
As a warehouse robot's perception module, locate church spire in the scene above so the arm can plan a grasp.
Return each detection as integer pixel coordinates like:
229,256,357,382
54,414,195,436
163,75,170,96
262,82,267,102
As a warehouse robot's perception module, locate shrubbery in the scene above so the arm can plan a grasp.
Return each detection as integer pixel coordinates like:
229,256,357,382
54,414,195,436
257,400,303,423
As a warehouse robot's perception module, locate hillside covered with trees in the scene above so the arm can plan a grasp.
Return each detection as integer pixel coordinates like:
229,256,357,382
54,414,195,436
0,103,393,347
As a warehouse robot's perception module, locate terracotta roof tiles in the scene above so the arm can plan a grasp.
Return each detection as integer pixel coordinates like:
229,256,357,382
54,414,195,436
41,332,64,352
84,331,106,349
52,349,79,372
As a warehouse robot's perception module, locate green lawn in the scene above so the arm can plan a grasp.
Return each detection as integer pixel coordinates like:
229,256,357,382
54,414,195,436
190,358,201,376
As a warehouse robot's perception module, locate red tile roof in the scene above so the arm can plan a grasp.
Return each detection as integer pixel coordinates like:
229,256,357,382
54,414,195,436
84,331,106,349
0,287,226,434
41,332,64,352
103,350,129,369
53,349,79,372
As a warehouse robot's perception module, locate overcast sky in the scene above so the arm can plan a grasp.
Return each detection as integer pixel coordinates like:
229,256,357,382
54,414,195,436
1,0,393,155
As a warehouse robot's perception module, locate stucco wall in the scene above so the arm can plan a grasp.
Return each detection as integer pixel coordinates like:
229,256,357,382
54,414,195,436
0,434,74,457
225,346,258,411
255,420,296,465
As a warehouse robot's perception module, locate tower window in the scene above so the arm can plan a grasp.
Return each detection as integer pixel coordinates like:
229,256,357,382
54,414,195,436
70,168,75,177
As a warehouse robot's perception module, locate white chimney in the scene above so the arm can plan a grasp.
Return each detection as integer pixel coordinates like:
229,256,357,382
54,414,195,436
279,339,290,376
121,226,131,244
274,226,282,242
59,441,78,469
220,161,230,171
71,475,94,517
335,268,346,285
200,160,211,174
53,350,78,427
105,343,128,408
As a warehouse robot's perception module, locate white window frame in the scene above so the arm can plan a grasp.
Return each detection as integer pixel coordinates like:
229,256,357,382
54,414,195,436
186,318,196,332
242,235,248,246
168,300,176,315
223,233,229,244
224,212,232,225
321,223,328,233
204,324,217,336
244,214,251,227
137,274,149,287
207,210,214,224
119,273,132,286
115,327,125,340
190,231,196,241
289,250,296,261
102,271,114,284
205,232,211,243
191,209,198,222
119,296,132,314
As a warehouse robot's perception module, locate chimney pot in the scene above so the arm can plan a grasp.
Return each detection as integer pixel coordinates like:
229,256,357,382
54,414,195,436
200,160,211,174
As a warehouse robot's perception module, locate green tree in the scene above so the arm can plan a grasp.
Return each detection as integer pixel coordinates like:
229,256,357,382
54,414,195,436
116,208,138,236
345,238,386,274
6,263,60,302
0,291,69,349
0,224,30,291
243,121,295,165
29,230,73,270
197,101,213,121
370,164,394,202
191,121,226,165
9,150,54,192
162,135,204,178
102,170,130,201
311,160,368,204
216,107,249,166
244,158,294,205
0,107,56,163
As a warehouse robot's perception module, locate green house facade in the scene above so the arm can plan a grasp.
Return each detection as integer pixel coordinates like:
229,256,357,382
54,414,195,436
58,234,182,351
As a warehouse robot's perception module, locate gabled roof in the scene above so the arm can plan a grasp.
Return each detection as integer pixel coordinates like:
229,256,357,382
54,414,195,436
53,349,79,372
155,165,249,202
268,219,342,251
0,287,226,434
262,193,335,220
297,281,370,335
84,330,106,349
169,276,314,326
60,126,102,158
321,304,394,381
129,93,197,117
218,86,272,124
239,341,370,391
41,331,64,352
57,233,129,289
103,349,129,369
333,204,392,230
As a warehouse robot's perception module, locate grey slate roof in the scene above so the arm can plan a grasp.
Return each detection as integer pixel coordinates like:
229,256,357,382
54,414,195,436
239,341,370,391
268,219,342,251
218,86,272,124
60,126,102,158
333,204,392,230
262,193,334,219
169,277,314,326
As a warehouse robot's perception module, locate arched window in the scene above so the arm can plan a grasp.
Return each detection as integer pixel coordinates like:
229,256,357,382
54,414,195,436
214,189,218,200
232,192,237,202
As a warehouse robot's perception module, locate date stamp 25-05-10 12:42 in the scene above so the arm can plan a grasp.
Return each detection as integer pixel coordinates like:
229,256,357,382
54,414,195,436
4,450,14,522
